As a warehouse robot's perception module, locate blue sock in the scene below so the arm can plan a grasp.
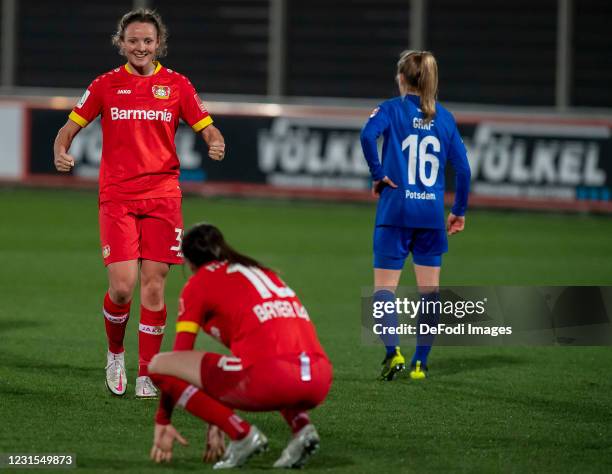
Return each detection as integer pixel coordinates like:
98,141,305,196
373,289,399,357
411,291,440,367
386,345,398,358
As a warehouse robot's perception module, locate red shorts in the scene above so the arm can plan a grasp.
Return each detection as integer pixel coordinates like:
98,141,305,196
99,198,183,266
200,353,332,412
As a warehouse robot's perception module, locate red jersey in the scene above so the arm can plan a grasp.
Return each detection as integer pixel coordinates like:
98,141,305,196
69,62,212,202
174,261,328,366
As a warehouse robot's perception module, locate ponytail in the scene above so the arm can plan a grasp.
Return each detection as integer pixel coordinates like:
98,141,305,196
182,223,265,270
417,53,438,123
397,50,439,123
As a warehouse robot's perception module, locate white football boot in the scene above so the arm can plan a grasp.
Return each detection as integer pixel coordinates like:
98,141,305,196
213,426,268,469
273,424,320,469
135,376,159,399
105,351,127,396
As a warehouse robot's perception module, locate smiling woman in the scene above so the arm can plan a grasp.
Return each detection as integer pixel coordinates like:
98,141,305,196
51,8,226,400
112,10,168,76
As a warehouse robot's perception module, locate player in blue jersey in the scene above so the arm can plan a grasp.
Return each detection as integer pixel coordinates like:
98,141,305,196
360,50,471,381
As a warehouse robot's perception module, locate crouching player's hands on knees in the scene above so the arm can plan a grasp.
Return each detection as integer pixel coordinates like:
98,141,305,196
150,423,189,463
447,213,465,235
203,424,225,463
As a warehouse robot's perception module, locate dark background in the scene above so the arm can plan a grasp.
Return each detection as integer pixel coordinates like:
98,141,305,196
5,0,612,107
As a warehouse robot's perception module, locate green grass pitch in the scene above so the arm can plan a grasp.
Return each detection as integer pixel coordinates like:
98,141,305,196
1,187,612,473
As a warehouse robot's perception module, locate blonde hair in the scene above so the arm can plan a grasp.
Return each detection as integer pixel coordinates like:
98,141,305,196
112,9,168,58
397,50,438,123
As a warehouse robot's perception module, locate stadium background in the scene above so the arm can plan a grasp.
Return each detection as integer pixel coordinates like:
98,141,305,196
1,1,611,472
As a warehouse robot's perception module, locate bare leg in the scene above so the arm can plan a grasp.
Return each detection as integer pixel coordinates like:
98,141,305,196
104,259,138,352
374,268,402,291
140,260,170,311
107,260,139,304
149,351,205,389
413,264,440,293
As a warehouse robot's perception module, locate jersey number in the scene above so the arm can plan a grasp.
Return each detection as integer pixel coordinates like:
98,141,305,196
217,356,243,372
227,264,295,299
170,228,183,253
402,134,441,187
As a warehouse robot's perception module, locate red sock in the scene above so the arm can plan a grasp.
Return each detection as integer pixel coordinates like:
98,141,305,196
280,409,311,434
150,373,251,440
138,305,167,376
103,292,130,354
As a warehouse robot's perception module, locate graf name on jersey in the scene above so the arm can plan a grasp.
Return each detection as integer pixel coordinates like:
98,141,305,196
110,107,173,122
413,117,434,130
252,300,310,324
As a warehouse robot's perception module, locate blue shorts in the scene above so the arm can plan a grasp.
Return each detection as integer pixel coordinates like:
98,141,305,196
373,225,448,269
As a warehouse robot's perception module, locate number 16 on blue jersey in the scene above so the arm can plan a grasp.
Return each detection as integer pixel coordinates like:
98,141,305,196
360,95,471,230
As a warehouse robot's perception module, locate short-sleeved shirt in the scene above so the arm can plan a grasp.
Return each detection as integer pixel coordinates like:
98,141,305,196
69,62,212,202
175,261,328,367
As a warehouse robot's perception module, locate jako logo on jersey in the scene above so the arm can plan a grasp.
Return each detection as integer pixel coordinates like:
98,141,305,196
110,107,173,122
116,89,132,95
152,85,170,99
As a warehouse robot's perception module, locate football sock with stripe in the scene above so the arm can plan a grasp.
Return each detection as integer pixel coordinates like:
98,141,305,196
373,289,400,357
411,291,441,367
280,409,311,434
138,305,167,376
103,292,130,354
150,373,250,440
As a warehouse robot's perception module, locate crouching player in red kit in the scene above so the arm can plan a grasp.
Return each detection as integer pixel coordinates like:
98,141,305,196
147,224,333,469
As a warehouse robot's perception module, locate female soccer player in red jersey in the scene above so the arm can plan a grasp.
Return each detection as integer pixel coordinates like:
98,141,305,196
146,223,332,469
52,9,226,398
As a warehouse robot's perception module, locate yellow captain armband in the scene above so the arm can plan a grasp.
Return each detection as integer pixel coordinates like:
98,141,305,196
176,321,200,334
68,111,89,128
192,115,213,132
